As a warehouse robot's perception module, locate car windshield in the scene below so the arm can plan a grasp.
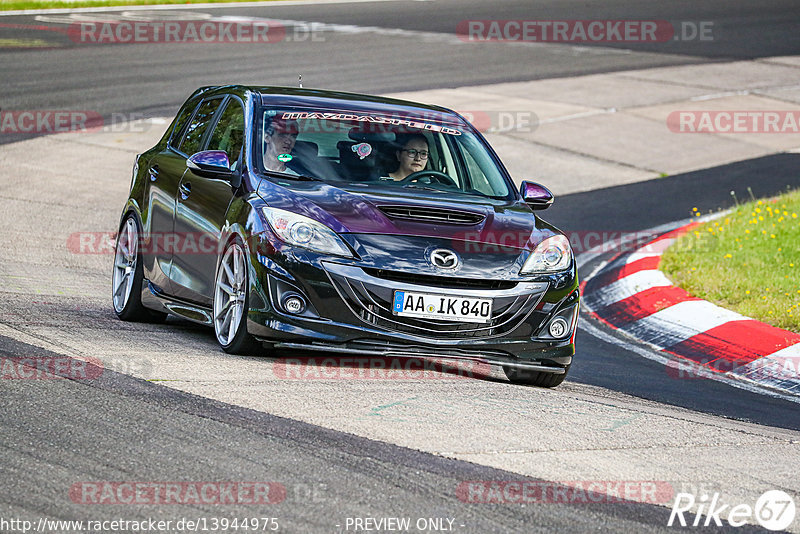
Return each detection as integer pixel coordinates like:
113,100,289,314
255,107,513,199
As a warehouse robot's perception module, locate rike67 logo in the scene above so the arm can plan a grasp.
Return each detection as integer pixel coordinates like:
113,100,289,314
669,490,796,530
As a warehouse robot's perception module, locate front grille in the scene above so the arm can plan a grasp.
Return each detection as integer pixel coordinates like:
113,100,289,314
326,271,543,340
362,268,517,290
378,205,485,225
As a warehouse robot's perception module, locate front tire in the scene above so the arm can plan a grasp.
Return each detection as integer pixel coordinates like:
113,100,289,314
503,365,569,388
213,238,259,355
112,215,167,323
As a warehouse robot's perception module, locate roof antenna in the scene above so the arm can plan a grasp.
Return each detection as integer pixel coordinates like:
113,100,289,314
298,74,303,88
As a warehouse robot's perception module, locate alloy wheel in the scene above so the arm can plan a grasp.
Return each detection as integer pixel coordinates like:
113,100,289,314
213,242,248,346
112,217,138,313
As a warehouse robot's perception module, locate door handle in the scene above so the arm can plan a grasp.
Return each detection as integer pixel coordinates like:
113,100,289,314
179,182,191,200
148,165,159,181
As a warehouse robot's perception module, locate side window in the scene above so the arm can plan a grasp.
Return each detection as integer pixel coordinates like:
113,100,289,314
168,101,198,149
206,99,245,171
178,98,222,156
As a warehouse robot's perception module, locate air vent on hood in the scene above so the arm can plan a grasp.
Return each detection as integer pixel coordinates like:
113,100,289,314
378,205,485,225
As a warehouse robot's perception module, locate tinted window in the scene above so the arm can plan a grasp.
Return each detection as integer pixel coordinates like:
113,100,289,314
207,99,245,171
178,98,222,156
168,100,199,149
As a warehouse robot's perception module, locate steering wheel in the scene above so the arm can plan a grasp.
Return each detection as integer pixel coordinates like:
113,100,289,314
399,170,458,188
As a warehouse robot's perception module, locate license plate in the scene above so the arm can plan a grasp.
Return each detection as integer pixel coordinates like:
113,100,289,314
392,291,492,323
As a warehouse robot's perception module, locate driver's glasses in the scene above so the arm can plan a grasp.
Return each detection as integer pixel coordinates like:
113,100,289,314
402,149,429,159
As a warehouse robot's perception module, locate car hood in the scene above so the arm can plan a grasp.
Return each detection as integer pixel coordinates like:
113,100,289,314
256,178,558,250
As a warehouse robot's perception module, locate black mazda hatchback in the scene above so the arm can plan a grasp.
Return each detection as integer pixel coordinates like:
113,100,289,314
112,85,579,387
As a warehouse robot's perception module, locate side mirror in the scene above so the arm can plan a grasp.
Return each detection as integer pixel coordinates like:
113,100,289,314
187,150,234,178
520,181,554,210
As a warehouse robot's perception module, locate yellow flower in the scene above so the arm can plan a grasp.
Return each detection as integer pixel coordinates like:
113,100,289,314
745,290,750,295
724,254,732,258
793,213,798,218
758,200,763,205
692,207,698,212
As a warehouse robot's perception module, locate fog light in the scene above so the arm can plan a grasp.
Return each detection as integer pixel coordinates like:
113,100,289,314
548,317,569,338
282,295,306,314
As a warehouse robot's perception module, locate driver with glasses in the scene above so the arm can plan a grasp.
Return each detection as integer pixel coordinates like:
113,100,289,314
385,133,430,181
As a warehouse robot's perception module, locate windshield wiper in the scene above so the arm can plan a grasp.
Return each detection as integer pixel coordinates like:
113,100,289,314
263,170,321,182
403,184,441,192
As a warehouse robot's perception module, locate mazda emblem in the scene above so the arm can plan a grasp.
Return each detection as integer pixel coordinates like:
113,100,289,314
430,249,460,270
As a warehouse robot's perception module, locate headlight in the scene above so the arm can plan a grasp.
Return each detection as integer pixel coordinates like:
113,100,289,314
520,234,572,274
261,207,352,258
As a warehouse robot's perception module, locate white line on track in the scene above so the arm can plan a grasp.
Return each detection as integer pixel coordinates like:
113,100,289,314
6,2,639,57
0,0,409,17
578,317,800,405
586,269,673,309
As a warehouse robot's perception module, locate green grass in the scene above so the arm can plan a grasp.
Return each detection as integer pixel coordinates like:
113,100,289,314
661,188,800,332
0,0,286,11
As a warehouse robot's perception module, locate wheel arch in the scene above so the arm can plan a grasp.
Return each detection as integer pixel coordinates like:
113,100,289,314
118,199,143,232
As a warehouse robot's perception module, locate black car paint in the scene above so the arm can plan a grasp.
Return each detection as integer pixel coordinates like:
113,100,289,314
119,85,579,375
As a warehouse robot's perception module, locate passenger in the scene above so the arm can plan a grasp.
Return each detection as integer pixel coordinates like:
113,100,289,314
385,134,429,181
263,118,299,173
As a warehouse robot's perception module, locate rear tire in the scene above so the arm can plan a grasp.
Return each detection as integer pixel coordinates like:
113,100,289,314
112,215,167,323
503,365,569,388
213,237,260,355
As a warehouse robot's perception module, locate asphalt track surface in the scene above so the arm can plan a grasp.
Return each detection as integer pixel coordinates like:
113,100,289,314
2,1,800,532
1,335,703,533
1,0,800,144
